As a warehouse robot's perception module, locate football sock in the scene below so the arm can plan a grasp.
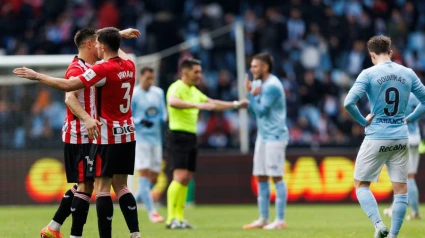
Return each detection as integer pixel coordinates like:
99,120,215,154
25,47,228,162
138,176,155,213
51,184,77,229
96,192,113,238
356,187,382,225
390,193,408,236
274,180,287,221
258,181,270,220
118,188,140,233
176,184,189,221
70,192,91,236
167,180,182,224
389,234,398,238
407,179,419,213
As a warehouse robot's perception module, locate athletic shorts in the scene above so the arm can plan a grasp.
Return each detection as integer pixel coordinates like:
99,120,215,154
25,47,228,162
64,143,93,183
167,130,197,172
135,143,163,173
408,145,420,174
89,141,136,178
253,138,287,177
354,139,409,183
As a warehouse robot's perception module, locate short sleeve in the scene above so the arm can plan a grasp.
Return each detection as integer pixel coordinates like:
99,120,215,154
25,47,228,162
78,64,107,88
65,67,83,79
193,87,208,103
410,69,425,104
167,84,181,99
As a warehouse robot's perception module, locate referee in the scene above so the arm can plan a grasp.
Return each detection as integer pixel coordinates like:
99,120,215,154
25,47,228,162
165,58,248,229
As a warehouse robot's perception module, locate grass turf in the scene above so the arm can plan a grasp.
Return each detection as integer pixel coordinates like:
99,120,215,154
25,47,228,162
0,204,424,238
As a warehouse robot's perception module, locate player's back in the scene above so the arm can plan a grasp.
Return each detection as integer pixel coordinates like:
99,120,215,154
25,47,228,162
79,57,136,144
364,62,415,139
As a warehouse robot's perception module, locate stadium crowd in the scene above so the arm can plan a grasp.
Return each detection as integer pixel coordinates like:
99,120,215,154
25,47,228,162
1,0,425,149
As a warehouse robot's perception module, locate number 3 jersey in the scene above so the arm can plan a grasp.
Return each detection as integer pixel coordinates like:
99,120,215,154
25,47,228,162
348,61,425,140
78,56,136,144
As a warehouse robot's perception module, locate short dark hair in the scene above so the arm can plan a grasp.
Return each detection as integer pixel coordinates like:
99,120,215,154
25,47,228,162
253,53,273,72
74,28,96,48
140,67,154,75
96,27,121,52
179,58,201,71
367,36,391,55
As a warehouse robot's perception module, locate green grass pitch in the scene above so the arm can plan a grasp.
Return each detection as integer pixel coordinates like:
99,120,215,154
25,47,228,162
1,204,424,237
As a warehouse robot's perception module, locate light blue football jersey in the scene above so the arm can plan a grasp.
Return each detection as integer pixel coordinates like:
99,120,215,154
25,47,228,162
344,61,425,140
248,74,289,141
406,93,421,138
132,85,167,145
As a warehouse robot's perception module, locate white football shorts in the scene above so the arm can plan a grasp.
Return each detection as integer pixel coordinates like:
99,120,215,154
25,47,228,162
253,138,287,177
354,139,409,183
135,143,163,173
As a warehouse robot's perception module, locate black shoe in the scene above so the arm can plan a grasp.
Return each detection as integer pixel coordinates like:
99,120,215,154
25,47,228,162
181,220,195,229
166,219,182,229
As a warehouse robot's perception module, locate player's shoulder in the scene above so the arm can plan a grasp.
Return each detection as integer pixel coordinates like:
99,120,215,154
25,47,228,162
151,85,164,94
265,74,283,90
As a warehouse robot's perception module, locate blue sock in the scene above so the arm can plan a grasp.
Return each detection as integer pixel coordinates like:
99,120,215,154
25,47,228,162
258,181,270,220
135,177,144,203
274,180,287,221
139,176,155,213
407,179,419,213
356,187,382,225
391,194,408,235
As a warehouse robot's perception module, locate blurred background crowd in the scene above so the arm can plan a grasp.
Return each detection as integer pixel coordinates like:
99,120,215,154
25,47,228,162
1,0,425,149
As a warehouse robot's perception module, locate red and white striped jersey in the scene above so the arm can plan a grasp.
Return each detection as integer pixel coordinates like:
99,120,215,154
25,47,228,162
62,57,96,144
78,57,136,144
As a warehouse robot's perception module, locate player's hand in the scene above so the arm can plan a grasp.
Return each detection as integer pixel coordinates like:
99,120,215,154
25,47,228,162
405,118,411,124
245,74,252,92
250,86,262,96
84,117,103,140
13,67,39,80
119,28,141,39
238,99,249,109
140,119,154,128
365,114,375,126
196,102,216,111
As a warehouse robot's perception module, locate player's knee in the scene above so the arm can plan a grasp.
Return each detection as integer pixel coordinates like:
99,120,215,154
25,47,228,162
95,177,112,193
392,182,407,194
408,173,415,179
77,181,94,194
354,180,370,190
257,176,268,182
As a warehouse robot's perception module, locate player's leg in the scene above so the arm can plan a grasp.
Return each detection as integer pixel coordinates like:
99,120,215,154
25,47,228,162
243,139,269,229
41,143,83,238
112,174,140,238
406,145,421,220
70,181,93,238
111,141,140,237
70,143,94,238
41,184,76,238
134,143,158,221
386,141,409,238
354,139,388,238
147,145,164,222
263,141,287,230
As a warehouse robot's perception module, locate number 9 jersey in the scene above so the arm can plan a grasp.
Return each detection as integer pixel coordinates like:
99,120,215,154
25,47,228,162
78,56,136,144
348,61,425,140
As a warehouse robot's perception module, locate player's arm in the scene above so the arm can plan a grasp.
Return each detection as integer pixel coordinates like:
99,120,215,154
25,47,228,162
246,84,277,117
167,95,197,109
407,70,425,122
117,28,141,60
343,70,369,126
13,67,84,92
160,90,168,122
205,98,248,111
65,91,102,139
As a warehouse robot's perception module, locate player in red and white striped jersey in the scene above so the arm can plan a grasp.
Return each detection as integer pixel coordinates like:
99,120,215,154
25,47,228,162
15,27,141,238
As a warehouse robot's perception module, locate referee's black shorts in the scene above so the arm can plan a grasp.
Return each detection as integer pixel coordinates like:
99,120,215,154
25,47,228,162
167,130,198,172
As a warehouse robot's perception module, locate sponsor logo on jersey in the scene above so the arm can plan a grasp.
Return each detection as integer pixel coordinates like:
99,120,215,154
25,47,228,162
113,125,135,135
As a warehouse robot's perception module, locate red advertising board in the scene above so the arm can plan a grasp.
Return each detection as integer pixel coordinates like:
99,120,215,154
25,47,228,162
0,150,424,205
